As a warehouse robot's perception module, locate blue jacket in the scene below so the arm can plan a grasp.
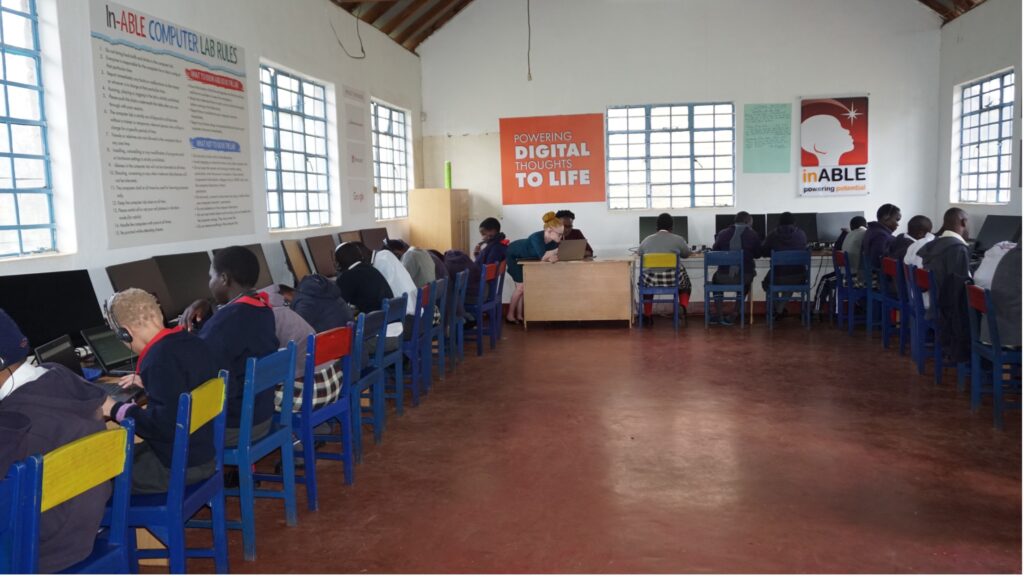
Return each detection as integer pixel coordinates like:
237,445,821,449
292,274,354,333
862,221,895,274
761,225,808,278
476,232,509,265
712,224,761,278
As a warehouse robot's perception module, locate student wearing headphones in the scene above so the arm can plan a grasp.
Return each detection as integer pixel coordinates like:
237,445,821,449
0,309,109,572
180,246,279,447
104,289,219,493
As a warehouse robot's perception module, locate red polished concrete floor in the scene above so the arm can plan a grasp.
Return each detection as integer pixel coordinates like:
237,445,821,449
192,320,1020,573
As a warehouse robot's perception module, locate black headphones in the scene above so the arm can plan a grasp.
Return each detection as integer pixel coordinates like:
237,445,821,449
0,355,6,371
104,294,133,344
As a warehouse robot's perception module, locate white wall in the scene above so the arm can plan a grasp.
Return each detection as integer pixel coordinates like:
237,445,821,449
419,0,943,253
937,0,1022,231
0,0,422,301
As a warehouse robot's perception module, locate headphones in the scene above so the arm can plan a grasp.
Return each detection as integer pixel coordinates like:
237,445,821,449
104,293,133,344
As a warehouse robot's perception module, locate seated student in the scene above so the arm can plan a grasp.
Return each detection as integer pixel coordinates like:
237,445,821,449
384,239,436,288
760,211,809,318
889,215,932,264
268,303,344,413
974,240,1017,290
710,211,760,325
505,211,564,323
289,273,355,333
0,310,109,573
103,289,218,494
840,215,869,285
180,246,279,447
372,247,419,347
334,241,394,315
861,203,902,281
989,244,1022,347
427,249,450,283
556,209,594,257
919,208,973,363
904,218,936,270
638,212,692,325
475,217,509,265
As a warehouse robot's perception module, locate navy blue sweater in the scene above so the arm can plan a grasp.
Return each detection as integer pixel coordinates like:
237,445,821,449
112,328,218,468
199,298,279,428
335,263,394,314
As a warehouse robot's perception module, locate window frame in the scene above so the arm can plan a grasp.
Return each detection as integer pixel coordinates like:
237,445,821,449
370,99,411,221
954,68,1015,205
0,0,54,259
260,63,333,231
606,101,735,210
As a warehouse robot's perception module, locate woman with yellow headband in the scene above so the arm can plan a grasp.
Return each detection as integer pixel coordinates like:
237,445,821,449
504,211,564,323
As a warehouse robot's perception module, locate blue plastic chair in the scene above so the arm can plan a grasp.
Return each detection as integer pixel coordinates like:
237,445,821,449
637,253,684,331
381,294,409,415
427,277,449,385
274,329,355,511
906,264,939,376
927,269,970,388
878,258,905,350
465,263,501,355
966,284,1022,429
703,251,746,328
349,311,387,460
119,373,229,573
766,250,812,328
864,259,884,338
24,421,135,574
493,260,508,342
400,285,432,404
835,251,866,334
0,461,27,573
448,270,470,366
229,343,298,561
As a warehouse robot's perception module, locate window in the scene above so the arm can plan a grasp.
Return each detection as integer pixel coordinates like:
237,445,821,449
371,100,410,220
955,69,1015,204
260,65,331,230
0,0,53,258
607,103,734,209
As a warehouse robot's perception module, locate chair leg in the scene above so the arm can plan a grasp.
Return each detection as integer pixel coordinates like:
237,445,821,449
993,359,1005,429
127,526,141,574
489,311,498,350
341,412,354,485
350,392,364,462
238,459,257,561
373,377,385,444
438,333,446,378
211,487,230,574
475,316,484,356
167,522,187,574
394,360,405,416
281,437,298,527
301,422,318,511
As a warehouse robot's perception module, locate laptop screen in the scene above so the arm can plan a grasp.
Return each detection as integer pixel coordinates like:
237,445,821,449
81,326,136,370
34,335,83,375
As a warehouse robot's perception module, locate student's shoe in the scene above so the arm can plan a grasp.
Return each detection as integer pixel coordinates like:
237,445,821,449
719,314,734,326
642,315,654,327
707,315,720,325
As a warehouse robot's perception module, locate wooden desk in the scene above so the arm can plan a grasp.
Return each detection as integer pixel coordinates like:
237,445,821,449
521,259,633,328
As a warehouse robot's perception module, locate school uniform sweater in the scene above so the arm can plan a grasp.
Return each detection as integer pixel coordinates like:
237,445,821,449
198,297,279,429
335,262,394,314
111,328,218,468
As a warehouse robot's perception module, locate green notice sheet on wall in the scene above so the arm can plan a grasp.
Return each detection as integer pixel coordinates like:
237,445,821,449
743,103,792,173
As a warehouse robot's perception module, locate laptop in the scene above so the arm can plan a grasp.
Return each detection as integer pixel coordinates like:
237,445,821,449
557,239,589,262
80,326,137,377
34,334,83,376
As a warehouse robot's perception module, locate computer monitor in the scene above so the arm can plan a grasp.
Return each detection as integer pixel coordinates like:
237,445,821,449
281,239,312,284
766,213,819,243
714,213,766,241
106,258,176,320
359,227,389,250
213,244,273,290
338,231,362,243
638,216,689,243
0,269,106,348
152,251,213,319
305,234,339,277
973,215,1022,252
816,211,864,244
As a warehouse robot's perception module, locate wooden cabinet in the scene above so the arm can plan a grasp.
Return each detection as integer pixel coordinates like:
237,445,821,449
408,188,470,253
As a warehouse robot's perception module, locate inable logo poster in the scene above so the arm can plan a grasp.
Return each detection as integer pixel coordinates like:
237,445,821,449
799,97,869,197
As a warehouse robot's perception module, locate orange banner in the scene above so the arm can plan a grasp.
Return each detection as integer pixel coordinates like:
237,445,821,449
500,114,606,205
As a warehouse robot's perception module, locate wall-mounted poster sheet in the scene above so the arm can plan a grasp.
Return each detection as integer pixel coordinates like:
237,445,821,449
799,97,869,197
91,0,253,248
499,114,605,205
743,103,791,173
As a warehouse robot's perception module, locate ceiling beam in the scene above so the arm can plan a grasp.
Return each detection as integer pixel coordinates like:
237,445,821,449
359,0,396,24
394,0,458,46
379,0,428,36
918,0,956,22
951,0,973,12
407,0,472,51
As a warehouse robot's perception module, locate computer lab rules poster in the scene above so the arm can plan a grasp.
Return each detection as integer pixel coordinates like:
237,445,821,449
91,1,254,248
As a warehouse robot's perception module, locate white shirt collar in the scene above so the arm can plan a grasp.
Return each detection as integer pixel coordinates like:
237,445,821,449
941,230,967,244
0,362,48,401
